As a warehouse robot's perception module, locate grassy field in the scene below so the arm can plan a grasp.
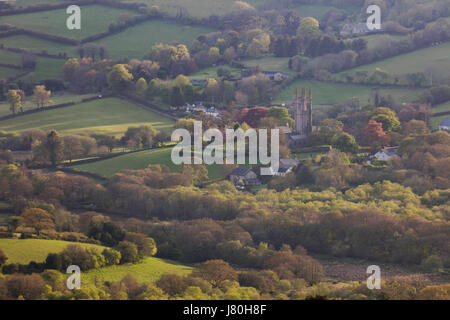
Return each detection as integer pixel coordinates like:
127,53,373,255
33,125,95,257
0,49,23,65
0,66,22,79
0,239,106,264
0,92,96,117
274,79,426,106
356,34,409,49
432,101,450,114
0,97,175,137
0,35,77,57
241,56,293,75
84,256,193,285
96,19,214,60
18,56,65,81
190,65,241,80
340,42,450,76
71,147,229,180
431,101,450,129
122,0,264,18
294,4,339,19
0,5,138,40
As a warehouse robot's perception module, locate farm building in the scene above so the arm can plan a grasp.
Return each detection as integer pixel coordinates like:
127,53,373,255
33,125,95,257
229,168,260,187
439,118,450,131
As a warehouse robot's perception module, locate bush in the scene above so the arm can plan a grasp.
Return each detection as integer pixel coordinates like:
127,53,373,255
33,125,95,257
421,255,444,273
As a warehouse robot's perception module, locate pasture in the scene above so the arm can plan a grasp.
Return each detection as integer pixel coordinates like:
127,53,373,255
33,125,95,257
0,49,23,66
71,147,230,180
0,66,22,79
274,79,427,106
294,4,341,19
431,101,450,129
241,56,292,75
96,19,214,60
356,34,409,49
0,97,175,137
0,239,106,264
18,56,65,81
83,256,193,285
122,0,264,18
0,5,138,40
340,42,450,76
191,65,241,80
0,35,77,57
0,92,96,117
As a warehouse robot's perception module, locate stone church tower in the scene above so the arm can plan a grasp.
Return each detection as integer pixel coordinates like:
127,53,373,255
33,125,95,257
289,87,312,135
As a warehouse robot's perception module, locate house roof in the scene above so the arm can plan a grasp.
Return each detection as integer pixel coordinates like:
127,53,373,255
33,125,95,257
378,146,399,156
230,167,254,176
279,158,299,168
440,118,450,127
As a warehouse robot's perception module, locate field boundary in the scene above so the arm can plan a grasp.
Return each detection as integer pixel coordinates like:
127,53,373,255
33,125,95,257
118,94,179,120
0,94,108,121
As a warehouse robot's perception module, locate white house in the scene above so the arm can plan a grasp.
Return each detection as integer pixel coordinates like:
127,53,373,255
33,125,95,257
438,118,450,131
372,146,400,161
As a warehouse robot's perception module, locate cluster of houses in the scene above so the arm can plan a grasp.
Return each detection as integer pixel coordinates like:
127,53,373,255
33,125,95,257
172,102,221,118
229,158,300,188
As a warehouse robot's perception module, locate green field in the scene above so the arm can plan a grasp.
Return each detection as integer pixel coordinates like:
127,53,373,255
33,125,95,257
0,66,22,79
431,101,450,130
432,101,450,114
123,0,264,18
191,65,241,80
96,19,214,60
13,0,62,7
0,92,96,117
0,97,175,137
0,239,106,264
294,4,340,19
0,5,138,40
274,79,426,106
355,34,409,49
84,256,193,285
19,56,65,81
0,35,77,57
340,42,450,76
71,147,229,180
241,56,293,75
0,49,23,65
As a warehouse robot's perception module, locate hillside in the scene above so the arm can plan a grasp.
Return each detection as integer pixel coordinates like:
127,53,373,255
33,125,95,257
0,239,106,264
83,257,193,285
0,97,174,137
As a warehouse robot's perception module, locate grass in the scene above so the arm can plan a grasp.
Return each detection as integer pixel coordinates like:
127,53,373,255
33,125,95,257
431,101,450,129
241,56,293,75
190,65,241,80
294,4,340,19
96,19,214,60
356,34,408,49
0,49,23,65
274,79,426,106
71,147,229,180
83,256,193,285
0,35,77,57
0,239,106,264
340,42,450,76
0,92,97,117
18,56,65,81
122,0,264,18
0,97,175,137
0,49,65,81
0,5,139,40
432,101,450,114
0,65,22,79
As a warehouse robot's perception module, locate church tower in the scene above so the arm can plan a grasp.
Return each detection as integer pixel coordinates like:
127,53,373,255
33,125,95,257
290,87,312,135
